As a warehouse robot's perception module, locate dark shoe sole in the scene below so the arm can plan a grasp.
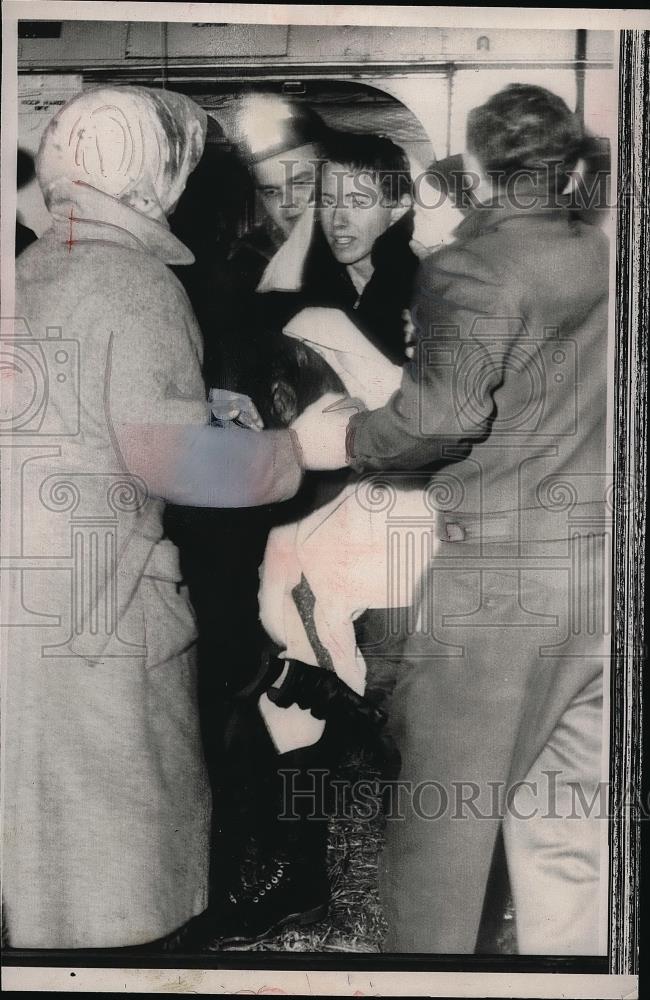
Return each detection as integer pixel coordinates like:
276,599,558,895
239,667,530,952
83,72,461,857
217,901,329,947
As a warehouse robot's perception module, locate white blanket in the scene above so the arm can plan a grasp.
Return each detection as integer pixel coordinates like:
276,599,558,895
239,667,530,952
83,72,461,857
283,306,403,408
258,308,441,752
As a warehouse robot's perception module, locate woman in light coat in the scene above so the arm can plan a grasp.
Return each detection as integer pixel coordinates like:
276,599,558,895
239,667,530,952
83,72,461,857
3,86,313,949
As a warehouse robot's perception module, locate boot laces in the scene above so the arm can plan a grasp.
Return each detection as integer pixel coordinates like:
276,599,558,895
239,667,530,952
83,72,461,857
227,859,287,906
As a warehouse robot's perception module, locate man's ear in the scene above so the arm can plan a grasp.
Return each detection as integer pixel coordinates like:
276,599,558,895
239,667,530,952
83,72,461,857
270,379,298,427
461,150,493,207
390,193,413,226
562,157,586,195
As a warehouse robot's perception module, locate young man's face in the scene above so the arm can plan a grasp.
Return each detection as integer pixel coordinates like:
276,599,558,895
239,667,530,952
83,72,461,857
253,142,318,239
319,162,395,270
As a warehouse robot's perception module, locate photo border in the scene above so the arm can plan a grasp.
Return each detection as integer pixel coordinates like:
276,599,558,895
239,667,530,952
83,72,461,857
1,5,646,997
610,24,647,981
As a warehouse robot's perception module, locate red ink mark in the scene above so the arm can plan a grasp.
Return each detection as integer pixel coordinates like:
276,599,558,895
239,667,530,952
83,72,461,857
66,207,76,253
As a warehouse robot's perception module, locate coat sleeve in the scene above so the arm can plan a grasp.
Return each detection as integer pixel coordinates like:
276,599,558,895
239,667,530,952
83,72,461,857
346,243,523,472
104,270,303,507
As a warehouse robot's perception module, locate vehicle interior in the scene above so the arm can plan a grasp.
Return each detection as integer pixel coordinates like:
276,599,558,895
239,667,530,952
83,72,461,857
17,21,615,245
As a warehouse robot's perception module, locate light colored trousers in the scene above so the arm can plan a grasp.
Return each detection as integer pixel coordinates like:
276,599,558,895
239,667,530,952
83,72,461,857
379,549,609,954
504,672,606,955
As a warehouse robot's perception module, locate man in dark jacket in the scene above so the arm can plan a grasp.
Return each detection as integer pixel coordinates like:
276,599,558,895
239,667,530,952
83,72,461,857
203,96,331,391
295,84,610,954
257,129,418,365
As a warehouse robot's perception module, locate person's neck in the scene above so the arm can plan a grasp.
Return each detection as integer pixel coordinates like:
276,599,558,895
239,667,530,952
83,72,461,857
347,257,374,296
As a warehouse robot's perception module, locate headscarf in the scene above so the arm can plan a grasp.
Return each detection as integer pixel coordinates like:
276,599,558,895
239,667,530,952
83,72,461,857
36,86,207,221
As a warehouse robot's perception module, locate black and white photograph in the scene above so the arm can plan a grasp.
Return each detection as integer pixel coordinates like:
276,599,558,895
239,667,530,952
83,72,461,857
0,3,647,997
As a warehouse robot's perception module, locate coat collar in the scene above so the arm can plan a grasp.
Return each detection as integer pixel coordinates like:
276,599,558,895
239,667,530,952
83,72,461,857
453,188,575,243
370,208,415,272
46,179,195,265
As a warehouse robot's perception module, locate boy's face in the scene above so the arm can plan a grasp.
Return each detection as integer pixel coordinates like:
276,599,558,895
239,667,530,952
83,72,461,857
253,142,318,238
319,162,395,269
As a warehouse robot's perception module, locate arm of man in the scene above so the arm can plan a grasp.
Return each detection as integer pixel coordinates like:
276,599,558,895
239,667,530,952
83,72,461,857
104,276,303,507
345,244,522,472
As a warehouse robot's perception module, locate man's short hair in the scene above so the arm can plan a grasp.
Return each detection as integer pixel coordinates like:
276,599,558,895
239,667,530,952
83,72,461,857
466,84,588,192
319,130,413,203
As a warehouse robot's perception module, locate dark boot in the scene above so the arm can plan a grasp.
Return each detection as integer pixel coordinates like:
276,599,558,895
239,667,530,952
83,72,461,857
207,695,278,908
213,735,334,946
207,659,389,946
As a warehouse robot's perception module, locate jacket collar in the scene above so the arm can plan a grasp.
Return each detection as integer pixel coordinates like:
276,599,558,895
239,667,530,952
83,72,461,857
370,208,416,272
46,179,195,265
299,208,417,313
453,188,575,243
